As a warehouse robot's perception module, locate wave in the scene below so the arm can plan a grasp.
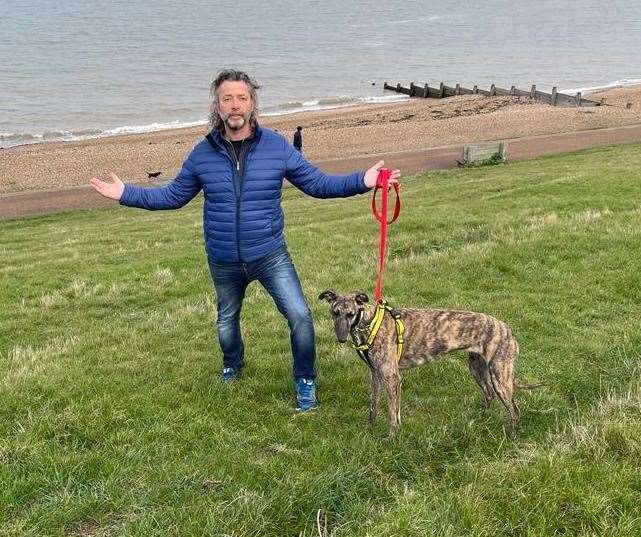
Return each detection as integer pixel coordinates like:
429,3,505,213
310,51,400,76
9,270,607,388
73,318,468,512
356,94,411,103
350,15,439,28
262,93,409,117
560,78,641,96
100,120,206,136
0,119,207,148
262,96,354,114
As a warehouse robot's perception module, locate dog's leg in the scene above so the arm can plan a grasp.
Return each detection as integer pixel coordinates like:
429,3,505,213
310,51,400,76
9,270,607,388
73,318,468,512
369,369,382,426
487,336,521,436
382,366,402,437
468,352,496,408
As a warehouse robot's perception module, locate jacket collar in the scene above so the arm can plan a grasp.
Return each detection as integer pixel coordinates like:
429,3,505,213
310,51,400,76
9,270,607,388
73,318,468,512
207,122,262,151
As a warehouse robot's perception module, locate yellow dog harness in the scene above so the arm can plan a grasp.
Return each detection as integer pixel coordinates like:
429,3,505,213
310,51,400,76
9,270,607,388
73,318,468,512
351,300,405,363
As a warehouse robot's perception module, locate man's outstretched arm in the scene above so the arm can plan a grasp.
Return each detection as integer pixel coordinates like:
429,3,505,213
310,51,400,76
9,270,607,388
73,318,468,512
90,156,201,210
285,141,399,198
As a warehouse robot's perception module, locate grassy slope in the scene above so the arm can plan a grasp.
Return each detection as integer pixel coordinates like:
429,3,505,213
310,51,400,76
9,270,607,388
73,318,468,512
1,144,641,536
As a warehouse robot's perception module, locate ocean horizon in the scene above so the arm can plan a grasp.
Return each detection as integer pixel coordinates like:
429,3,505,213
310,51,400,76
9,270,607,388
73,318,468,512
2,0,640,148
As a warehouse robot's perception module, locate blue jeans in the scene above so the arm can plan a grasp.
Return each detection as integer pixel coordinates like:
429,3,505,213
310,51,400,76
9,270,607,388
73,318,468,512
208,246,316,379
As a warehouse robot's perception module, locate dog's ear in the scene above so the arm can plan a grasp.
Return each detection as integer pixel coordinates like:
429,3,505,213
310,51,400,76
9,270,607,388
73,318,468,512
354,293,369,305
318,289,337,302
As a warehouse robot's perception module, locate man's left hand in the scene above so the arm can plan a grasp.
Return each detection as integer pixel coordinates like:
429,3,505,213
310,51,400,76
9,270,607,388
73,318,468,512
364,160,401,189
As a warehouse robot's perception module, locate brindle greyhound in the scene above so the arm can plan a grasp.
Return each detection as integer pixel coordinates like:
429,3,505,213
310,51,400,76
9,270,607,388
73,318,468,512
319,290,525,436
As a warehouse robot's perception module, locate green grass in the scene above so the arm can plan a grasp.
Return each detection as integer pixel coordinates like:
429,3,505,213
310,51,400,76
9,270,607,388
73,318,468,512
2,143,641,536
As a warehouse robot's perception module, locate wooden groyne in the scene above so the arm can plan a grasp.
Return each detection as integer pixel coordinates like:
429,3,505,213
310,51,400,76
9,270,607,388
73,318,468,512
383,81,604,107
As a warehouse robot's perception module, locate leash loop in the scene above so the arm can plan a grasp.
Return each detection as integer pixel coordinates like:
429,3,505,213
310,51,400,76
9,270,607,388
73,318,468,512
371,168,401,302
371,183,401,224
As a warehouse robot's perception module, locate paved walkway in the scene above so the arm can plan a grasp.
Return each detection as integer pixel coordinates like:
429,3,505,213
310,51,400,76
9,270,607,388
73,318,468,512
2,123,641,220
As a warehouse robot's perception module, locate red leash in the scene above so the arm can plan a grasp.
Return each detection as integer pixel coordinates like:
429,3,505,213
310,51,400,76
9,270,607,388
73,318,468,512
371,168,401,302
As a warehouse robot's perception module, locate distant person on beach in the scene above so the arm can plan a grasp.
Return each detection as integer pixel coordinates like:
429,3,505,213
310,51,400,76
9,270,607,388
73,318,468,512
90,69,399,412
293,126,303,152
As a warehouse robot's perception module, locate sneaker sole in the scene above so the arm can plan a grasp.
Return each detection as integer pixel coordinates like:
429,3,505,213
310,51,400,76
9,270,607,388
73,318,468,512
295,404,318,412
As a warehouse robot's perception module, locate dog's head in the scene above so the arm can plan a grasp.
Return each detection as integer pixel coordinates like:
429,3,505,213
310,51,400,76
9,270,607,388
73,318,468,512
318,290,369,343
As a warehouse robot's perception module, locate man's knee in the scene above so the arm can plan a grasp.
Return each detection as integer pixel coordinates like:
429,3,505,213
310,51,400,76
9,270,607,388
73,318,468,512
286,305,313,328
216,309,240,328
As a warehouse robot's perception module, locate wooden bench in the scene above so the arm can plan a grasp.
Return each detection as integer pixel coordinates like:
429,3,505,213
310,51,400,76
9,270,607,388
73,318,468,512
458,141,507,166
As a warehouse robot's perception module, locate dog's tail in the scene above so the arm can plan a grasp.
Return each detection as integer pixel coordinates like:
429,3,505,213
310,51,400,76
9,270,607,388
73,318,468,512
516,380,547,390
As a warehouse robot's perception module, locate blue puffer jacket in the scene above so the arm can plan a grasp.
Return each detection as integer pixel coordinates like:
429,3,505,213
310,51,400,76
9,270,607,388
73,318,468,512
120,125,369,262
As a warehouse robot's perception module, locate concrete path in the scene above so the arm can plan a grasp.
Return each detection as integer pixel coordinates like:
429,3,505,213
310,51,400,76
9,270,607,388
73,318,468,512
2,123,641,220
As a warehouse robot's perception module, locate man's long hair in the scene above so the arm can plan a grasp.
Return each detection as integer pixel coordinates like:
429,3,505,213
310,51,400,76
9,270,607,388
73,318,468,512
208,69,260,130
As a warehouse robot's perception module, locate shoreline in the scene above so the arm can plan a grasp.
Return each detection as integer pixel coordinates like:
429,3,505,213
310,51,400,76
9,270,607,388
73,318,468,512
0,96,414,151
2,85,641,195
4,80,639,151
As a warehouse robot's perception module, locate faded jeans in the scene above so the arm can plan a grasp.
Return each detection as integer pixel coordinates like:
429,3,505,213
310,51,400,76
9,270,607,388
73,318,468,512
208,246,316,379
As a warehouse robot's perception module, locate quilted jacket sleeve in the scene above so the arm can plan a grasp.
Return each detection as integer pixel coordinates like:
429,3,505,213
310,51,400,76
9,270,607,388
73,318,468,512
284,141,369,198
120,152,201,210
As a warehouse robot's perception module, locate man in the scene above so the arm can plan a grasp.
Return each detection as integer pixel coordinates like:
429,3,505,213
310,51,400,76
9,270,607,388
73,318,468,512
90,69,400,411
293,126,303,152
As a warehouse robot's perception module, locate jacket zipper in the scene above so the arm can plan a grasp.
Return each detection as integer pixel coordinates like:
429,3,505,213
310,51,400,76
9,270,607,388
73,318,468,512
225,140,242,261
205,130,260,263
225,139,252,262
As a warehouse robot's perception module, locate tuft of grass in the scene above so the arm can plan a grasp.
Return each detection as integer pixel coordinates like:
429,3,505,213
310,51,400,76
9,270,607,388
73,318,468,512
458,151,506,168
2,142,641,535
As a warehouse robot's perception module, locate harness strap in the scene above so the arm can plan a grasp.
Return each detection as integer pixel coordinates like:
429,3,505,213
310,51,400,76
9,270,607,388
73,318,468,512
392,314,405,360
354,348,372,368
351,301,405,362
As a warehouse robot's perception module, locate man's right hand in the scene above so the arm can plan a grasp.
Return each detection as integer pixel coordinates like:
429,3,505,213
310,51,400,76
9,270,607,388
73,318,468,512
90,172,125,201
363,160,401,189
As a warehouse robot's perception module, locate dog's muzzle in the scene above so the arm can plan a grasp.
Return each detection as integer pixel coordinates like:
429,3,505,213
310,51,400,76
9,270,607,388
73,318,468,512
335,319,351,343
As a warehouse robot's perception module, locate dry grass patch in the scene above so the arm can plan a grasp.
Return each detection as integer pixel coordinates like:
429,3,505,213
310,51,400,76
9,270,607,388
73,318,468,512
2,335,79,386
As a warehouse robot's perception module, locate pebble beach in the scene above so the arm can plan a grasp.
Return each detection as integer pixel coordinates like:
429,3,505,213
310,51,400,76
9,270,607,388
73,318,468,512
1,85,641,195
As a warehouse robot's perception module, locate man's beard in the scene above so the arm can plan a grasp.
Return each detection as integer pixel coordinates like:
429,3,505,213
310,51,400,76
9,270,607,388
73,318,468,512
222,111,252,131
